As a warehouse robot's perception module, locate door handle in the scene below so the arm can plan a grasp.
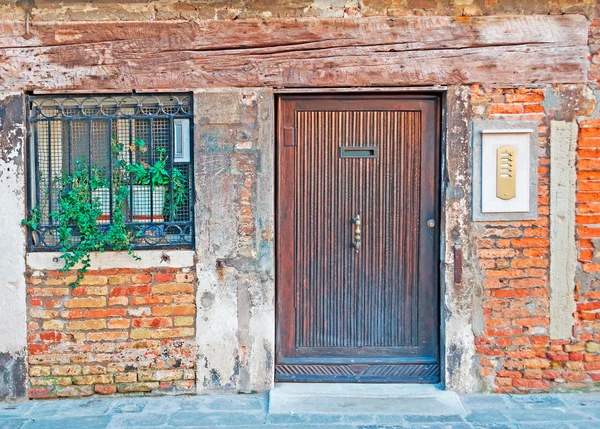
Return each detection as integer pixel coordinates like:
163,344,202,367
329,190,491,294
353,215,361,251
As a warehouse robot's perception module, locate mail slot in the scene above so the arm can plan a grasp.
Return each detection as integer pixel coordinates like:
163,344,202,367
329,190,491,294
339,146,378,159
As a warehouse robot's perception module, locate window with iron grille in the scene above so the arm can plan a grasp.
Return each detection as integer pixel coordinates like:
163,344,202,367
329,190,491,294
26,94,194,251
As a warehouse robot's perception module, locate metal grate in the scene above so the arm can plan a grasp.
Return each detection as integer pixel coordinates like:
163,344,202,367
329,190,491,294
26,94,194,250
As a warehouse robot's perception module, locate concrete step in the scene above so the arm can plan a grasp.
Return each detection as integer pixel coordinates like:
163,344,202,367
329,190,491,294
268,383,466,416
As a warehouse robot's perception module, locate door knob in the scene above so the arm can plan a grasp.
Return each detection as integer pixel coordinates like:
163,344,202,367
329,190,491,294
427,219,436,228
353,215,361,251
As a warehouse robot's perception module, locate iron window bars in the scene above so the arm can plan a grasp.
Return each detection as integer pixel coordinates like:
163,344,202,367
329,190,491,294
26,94,194,251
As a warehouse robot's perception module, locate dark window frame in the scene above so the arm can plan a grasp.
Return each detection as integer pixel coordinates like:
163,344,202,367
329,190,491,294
25,93,195,251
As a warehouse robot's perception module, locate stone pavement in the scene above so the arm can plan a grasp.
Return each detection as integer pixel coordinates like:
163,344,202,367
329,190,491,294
1,392,600,429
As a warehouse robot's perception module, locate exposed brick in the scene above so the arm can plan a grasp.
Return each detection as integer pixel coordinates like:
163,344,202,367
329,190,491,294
116,382,159,393
174,316,194,327
512,378,550,389
110,286,151,297
26,267,196,398
65,297,107,309
80,276,108,286
132,317,172,328
151,327,194,339
72,375,112,385
82,309,127,318
131,274,152,284
153,273,173,283
151,283,194,295
490,104,523,114
131,295,174,305
151,305,195,316
95,385,117,395
66,319,107,331
28,287,70,297
114,373,137,383
107,319,131,329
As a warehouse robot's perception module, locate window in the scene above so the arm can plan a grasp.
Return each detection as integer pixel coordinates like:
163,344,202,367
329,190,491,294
26,94,194,250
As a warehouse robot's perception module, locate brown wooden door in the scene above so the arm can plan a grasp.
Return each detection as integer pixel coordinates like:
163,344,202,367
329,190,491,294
276,94,441,383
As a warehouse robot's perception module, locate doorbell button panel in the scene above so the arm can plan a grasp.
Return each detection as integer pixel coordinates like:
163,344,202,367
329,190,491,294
481,129,531,213
472,120,538,221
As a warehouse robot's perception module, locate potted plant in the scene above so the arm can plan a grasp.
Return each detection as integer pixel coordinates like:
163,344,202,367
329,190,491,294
124,138,186,223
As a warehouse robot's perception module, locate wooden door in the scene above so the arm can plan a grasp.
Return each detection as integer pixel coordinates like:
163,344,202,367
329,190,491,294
276,94,441,383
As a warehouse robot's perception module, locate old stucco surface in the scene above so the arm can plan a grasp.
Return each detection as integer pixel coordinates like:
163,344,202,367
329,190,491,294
194,89,275,393
442,86,481,392
0,93,27,399
549,121,578,340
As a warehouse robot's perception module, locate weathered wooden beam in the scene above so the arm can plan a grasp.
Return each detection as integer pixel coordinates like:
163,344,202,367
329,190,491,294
0,15,589,91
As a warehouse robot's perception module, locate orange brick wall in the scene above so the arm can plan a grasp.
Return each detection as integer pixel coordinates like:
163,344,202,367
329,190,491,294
471,86,600,392
575,119,600,383
26,268,196,399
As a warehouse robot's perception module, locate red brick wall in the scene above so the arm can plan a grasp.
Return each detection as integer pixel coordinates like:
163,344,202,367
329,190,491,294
26,268,196,399
471,86,600,392
575,119,600,384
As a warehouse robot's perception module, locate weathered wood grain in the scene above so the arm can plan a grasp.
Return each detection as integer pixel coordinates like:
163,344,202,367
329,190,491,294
0,15,590,90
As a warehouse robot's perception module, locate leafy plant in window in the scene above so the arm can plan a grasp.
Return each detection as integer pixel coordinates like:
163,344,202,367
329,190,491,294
164,166,188,220
23,159,139,288
123,138,186,222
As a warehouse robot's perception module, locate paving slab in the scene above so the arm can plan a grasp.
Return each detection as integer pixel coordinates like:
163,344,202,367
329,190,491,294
1,391,600,428
268,384,466,416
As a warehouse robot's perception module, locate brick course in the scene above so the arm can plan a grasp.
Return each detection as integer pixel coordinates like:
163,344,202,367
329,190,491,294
471,85,600,393
26,268,196,399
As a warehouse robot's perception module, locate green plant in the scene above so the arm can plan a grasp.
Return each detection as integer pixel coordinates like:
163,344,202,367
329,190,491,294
22,206,41,231
164,166,188,220
23,159,139,288
124,139,187,218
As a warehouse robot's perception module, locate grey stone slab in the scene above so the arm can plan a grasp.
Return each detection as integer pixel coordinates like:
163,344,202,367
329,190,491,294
514,424,573,429
569,421,600,429
340,414,378,424
470,424,516,429
168,411,265,427
404,415,465,423
460,394,513,411
264,413,343,425
26,401,66,419
0,418,30,429
560,393,600,408
108,413,169,428
502,408,588,422
358,426,407,429
0,402,36,416
200,394,267,412
375,415,408,425
408,424,472,429
109,399,148,414
265,413,312,425
56,398,114,417
587,407,600,419
269,384,465,416
22,415,112,429
464,410,509,423
135,396,182,415
506,394,567,408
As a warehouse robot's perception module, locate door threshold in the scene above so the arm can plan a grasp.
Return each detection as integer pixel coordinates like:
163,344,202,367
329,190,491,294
268,383,465,415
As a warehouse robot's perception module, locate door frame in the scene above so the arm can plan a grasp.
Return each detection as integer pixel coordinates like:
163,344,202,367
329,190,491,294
273,89,446,384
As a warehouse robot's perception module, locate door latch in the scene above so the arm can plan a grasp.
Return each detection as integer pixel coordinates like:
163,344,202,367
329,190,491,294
353,215,361,251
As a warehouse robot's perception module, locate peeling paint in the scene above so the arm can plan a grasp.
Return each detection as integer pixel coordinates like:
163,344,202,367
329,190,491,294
0,93,27,399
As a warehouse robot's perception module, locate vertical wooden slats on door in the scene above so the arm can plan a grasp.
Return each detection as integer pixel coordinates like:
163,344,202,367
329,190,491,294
277,94,440,383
